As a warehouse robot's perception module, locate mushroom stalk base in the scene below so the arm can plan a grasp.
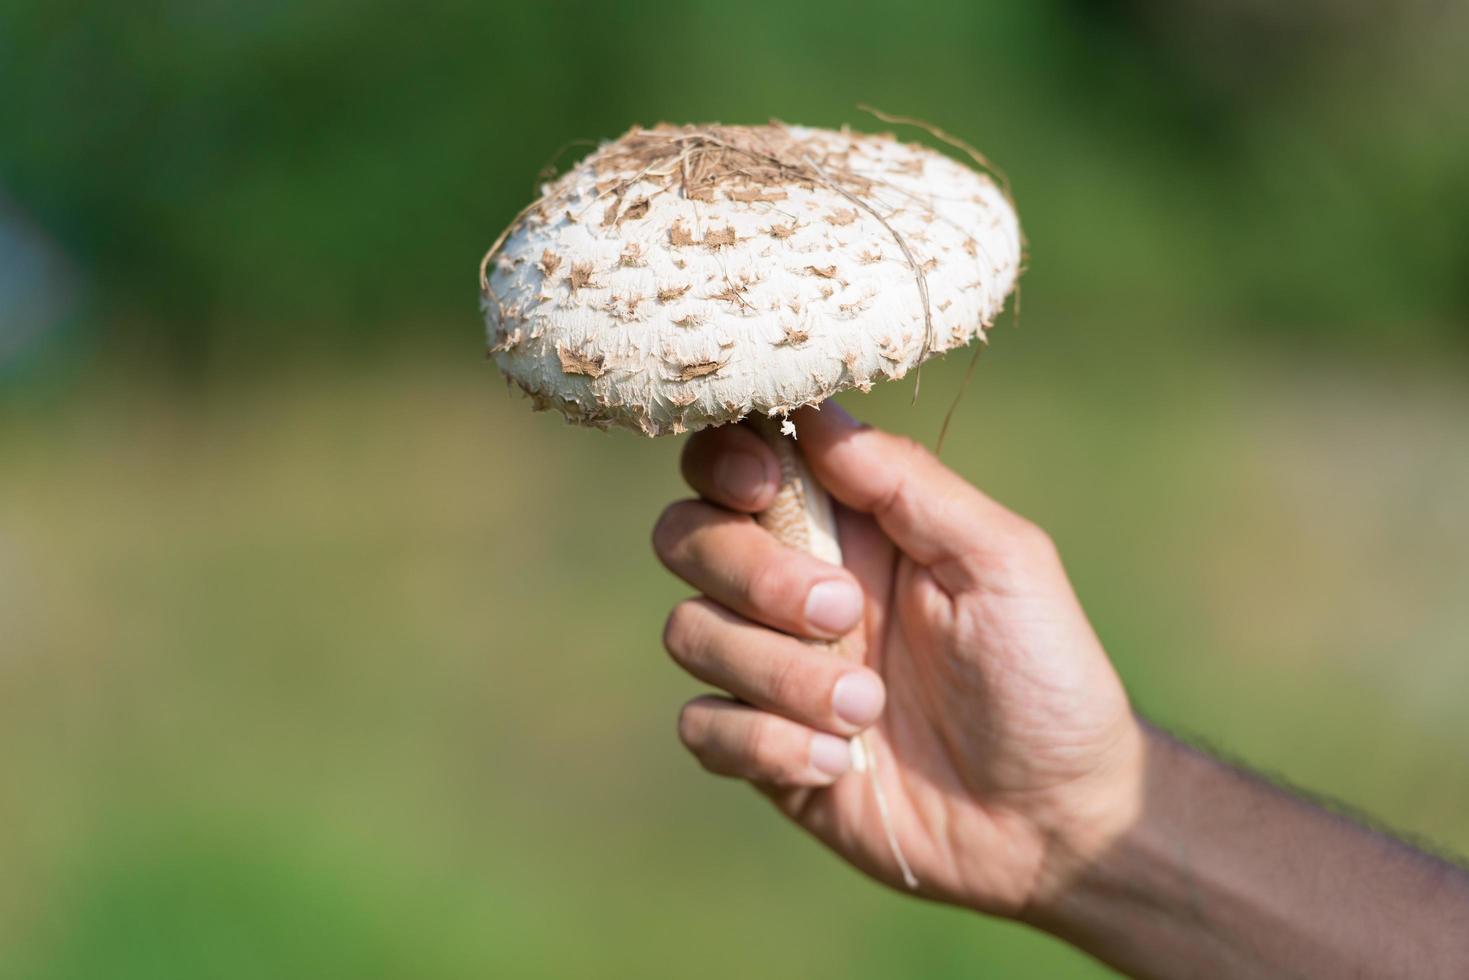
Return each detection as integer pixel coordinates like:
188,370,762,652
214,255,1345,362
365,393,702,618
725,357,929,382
747,415,919,891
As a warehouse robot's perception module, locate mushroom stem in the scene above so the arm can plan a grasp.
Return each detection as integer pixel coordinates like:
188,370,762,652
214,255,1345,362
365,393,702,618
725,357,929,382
746,415,920,891
748,415,843,566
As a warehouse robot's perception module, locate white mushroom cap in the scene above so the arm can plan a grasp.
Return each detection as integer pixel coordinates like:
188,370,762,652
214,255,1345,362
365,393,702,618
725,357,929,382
482,123,1021,436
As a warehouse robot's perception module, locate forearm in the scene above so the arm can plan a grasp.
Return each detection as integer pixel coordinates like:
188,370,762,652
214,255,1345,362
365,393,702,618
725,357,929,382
1024,724,1469,979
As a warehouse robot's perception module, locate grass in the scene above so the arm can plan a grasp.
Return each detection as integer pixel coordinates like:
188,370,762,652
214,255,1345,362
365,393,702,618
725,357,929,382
1,334,1466,978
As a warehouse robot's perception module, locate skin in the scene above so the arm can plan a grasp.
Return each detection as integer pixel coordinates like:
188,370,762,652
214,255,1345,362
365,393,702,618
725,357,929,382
653,403,1469,978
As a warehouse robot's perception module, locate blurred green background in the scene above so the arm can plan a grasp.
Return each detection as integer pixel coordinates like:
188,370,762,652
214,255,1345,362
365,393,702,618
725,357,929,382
2,1,1468,976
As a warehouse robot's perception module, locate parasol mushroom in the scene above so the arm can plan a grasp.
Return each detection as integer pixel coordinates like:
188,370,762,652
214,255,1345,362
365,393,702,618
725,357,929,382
481,121,1022,888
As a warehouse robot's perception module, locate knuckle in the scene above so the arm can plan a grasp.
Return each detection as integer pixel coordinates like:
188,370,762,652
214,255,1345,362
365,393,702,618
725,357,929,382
872,437,926,517
762,652,806,712
1013,518,1058,560
749,719,804,783
678,430,709,467
893,433,934,469
744,557,796,618
677,433,715,488
676,699,707,749
890,435,934,483
662,599,703,664
650,499,698,562
987,517,1060,583
743,714,775,767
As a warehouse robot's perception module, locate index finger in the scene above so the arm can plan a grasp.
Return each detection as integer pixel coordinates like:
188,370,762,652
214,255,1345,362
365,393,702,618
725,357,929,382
793,403,1042,574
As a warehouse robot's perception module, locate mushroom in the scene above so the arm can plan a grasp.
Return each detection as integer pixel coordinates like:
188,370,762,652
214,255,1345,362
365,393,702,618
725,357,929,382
480,122,1022,888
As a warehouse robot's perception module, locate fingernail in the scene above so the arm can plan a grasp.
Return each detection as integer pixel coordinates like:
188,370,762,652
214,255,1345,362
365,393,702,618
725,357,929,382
832,672,884,727
804,580,863,635
714,451,767,504
810,733,853,777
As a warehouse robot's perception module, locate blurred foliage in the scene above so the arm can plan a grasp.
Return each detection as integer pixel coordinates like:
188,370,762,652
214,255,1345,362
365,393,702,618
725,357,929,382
1,0,1467,369
3,2,1469,977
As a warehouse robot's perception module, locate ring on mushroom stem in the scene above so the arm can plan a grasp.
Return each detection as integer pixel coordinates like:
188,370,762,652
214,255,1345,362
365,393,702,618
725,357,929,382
481,120,1023,891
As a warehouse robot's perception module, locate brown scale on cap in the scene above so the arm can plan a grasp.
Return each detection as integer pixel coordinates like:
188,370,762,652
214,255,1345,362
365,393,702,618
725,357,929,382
603,294,645,322
619,197,651,223
727,187,788,203
557,345,606,378
776,323,810,346
707,273,755,311
673,358,726,381
567,262,596,292
702,226,738,249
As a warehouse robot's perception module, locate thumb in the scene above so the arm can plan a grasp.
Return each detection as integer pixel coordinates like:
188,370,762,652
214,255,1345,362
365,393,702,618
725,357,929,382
791,403,1036,573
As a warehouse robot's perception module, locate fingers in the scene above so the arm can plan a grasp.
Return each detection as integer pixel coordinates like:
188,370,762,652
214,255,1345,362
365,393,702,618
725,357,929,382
792,403,1044,572
664,597,885,736
677,404,1047,592
652,500,864,640
678,694,857,787
680,423,780,513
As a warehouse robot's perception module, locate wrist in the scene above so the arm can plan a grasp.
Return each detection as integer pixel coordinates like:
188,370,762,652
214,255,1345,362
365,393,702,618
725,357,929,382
1013,716,1153,925
1008,721,1469,978
1015,723,1231,973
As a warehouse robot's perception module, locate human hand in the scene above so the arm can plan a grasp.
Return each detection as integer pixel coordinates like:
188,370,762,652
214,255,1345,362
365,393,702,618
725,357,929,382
653,404,1144,916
